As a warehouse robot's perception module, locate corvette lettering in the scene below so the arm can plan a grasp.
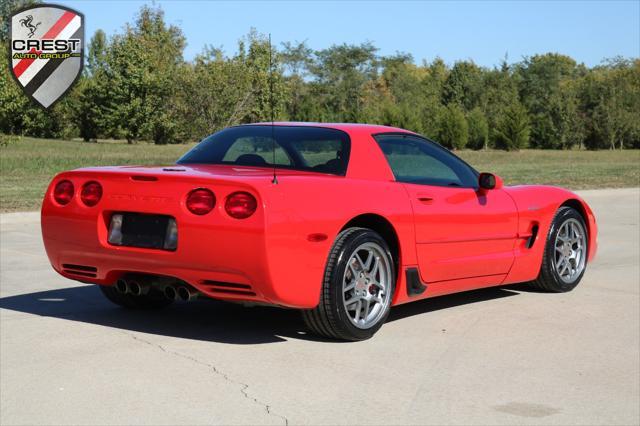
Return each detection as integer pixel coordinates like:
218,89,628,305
108,194,172,203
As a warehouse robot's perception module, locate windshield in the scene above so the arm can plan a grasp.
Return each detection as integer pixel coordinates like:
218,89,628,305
178,125,351,176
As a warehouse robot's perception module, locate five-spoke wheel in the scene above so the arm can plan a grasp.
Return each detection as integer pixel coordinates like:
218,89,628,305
531,206,589,292
342,242,393,329
553,218,587,284
302,228,395,341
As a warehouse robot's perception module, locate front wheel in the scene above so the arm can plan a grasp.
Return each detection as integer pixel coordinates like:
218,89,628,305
302,228,396,341
530,206,589,292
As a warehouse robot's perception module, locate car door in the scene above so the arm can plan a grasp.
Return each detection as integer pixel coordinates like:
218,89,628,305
374,134,518,283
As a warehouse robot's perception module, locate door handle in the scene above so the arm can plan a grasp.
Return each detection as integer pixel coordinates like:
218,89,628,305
417,195,434,203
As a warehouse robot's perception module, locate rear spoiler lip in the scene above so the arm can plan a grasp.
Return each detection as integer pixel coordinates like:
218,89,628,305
51,168,269,185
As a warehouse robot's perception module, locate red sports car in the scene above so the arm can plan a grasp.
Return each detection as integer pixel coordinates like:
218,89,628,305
41,123,597,340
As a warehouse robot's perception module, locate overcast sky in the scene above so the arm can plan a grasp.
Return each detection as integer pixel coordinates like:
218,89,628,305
63,0,640,67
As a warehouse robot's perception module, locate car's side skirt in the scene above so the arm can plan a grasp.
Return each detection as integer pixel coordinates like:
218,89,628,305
392,266,507,305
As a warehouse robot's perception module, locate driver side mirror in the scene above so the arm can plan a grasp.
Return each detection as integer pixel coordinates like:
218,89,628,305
478,172,503,191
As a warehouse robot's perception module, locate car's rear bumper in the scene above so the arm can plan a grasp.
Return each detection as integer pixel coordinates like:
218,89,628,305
44,236,273,304
42,219,280,305
40,172,288,306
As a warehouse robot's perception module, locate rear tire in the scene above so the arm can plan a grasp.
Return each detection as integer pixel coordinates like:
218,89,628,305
530,207,589,292
302,228,396,341
99,284,173,309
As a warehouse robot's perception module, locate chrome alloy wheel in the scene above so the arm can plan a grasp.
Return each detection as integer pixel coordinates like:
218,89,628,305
554,218,587,284
342,242,392,329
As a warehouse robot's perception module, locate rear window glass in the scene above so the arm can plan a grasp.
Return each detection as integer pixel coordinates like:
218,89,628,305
178,126,350,176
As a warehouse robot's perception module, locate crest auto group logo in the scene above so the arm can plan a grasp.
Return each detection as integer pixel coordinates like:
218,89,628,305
9,4,84,109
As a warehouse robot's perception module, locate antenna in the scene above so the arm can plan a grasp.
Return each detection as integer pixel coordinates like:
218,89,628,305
269,33,278,184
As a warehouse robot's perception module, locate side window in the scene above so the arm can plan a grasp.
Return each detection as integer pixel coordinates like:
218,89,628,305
223,137,291,166
374,135,478,188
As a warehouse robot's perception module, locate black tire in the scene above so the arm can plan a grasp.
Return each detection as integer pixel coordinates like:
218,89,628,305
99,284,173,309
530,206,589,292
301,227,396,341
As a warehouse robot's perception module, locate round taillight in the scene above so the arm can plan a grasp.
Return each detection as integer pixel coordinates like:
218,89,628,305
225,192,257,219
186,188,215,215
81,181,103,207
53,180,74,205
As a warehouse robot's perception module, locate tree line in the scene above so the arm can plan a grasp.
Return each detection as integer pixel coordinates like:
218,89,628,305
1,4,638,150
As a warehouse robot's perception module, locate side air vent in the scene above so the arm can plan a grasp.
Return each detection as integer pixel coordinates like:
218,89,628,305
527,224,540,248
62,264,98,278
200,280,256,296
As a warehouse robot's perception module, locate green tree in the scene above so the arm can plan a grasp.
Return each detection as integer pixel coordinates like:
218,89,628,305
579,58,640,149
175,30,287,139
480,59,519,148
281,40,312,120
70,30,109,141
551,79,586,149
239,29,286,123
362,53,424,132
100,5,186,144
494,102,530,150
177,47,251,138
0,43,28,134
442,60,484,111
310,42,378,122
467,108,489,150
516,53,583,148
438,104,468,150
418,58,448,138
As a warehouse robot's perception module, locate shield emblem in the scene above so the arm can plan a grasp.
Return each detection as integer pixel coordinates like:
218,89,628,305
9,4,84,109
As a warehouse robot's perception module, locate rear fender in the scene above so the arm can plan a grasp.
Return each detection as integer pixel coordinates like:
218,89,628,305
261,177,414,308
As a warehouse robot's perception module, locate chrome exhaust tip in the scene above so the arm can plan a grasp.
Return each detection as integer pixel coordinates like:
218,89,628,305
177,286,196,302
115,279,128,294
164,286,177,301
128,280,142,296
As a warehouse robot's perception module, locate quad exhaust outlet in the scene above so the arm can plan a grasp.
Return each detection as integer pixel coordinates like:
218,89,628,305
115,276,199,302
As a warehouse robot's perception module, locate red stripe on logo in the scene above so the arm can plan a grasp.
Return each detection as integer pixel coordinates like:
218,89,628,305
42,11,76,38
13,11,77,78
12,48,41,77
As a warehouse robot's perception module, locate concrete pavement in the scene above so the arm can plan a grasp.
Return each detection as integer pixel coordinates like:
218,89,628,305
1,188,638,425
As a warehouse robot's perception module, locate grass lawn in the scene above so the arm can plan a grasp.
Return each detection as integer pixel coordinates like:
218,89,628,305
1,136,638,212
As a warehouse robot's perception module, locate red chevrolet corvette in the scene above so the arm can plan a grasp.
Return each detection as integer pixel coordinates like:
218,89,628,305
41,123,597,340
